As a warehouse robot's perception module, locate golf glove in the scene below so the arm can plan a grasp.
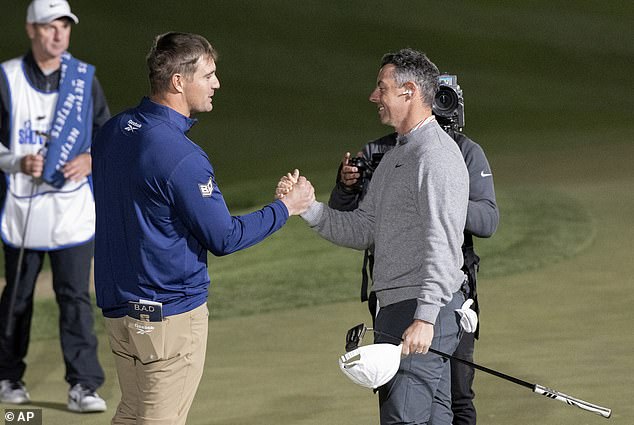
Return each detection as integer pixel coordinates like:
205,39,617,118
455,299,478,333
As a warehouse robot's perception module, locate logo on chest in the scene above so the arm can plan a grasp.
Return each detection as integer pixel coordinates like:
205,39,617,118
124,120,142,133
18,120,48,146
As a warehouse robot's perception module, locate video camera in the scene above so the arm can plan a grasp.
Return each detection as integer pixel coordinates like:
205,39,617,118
432,74,465,132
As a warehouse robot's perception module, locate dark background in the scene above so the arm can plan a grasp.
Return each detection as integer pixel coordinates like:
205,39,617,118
3,1,631,206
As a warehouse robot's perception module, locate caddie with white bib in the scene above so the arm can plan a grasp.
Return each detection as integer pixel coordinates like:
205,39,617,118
0,0,110,413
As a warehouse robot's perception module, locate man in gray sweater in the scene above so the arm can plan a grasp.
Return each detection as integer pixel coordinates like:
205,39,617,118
329,109,499,425
284,49,469,424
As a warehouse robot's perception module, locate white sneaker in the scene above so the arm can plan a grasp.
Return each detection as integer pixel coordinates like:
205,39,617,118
67,383,107,413
0,380,30,404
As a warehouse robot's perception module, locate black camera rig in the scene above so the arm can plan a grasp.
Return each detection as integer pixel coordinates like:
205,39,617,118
432,74,465,132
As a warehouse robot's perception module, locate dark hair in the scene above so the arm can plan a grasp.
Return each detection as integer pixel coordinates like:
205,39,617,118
146,32,218,95
380,48,439,106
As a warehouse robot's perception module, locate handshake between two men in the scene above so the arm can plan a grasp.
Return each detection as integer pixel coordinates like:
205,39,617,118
275,169,315,216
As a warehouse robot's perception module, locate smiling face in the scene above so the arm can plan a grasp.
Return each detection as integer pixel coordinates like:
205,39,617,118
368,64,411,133
182,55,220,116
26,18,72,66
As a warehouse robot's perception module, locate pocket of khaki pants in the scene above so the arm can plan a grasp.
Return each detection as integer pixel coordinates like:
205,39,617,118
123,316,167,364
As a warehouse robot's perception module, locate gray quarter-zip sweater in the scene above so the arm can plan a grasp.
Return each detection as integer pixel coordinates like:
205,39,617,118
302,120,469,324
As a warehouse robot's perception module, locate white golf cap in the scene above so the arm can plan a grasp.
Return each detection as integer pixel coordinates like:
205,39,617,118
27,0,79,25
338,343,402,389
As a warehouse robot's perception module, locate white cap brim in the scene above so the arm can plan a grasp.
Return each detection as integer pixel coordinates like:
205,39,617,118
26,0,79,25
28,12,79,24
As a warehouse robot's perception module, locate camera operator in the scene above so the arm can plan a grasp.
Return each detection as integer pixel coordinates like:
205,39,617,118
328,75,499,425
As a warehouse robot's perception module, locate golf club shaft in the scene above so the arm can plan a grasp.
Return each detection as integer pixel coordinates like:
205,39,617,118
371,328,533,389
370,328,612,419
428,348,611,418
427,347,532,389
4,180,38,338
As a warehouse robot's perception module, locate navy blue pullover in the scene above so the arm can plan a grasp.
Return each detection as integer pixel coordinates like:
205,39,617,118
92,97,289,318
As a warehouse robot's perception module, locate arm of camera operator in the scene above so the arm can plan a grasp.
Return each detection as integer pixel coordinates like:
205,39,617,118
339,152,364,187
329,133,397,212
328,151,365,211
461,137,499,238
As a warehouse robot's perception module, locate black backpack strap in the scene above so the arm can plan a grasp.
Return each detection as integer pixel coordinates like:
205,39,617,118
360,249,374,302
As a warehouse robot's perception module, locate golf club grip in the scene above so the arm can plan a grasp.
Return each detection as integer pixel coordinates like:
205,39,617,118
533,384,612,419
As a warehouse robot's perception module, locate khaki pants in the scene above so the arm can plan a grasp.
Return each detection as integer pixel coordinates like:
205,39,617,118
105,303,209,425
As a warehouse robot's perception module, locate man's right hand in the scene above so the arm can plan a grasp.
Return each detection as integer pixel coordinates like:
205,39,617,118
340,151,363,187
21,154,44,178
278,173,315,216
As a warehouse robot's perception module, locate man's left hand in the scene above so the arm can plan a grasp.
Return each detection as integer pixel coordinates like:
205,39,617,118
63,152,91,181
401,319,434,356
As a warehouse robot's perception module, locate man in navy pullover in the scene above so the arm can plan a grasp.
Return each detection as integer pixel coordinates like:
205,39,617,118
91,32,314,425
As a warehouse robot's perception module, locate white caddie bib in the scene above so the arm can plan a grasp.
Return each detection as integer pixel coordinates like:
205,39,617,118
0,58,95,250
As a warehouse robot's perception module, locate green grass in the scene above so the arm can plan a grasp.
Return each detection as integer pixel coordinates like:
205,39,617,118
1,1,633,424
19,173,634,424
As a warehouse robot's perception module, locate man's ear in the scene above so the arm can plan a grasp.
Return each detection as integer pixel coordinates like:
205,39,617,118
171,73,185,94
25,23,36,40
403,82,416,97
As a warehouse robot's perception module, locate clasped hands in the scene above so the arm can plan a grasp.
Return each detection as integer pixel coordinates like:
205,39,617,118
275,169,315,215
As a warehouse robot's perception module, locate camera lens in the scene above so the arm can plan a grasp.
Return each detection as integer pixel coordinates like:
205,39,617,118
433,86,458,116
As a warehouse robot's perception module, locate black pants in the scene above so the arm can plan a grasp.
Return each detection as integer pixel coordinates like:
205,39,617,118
0,241,104,389
450,332,476,425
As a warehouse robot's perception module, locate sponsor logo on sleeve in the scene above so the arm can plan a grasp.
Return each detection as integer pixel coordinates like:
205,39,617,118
199,177,213,198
